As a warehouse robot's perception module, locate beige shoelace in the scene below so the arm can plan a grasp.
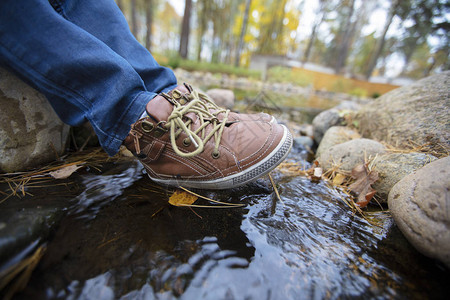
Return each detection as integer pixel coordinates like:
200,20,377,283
165,89,230,158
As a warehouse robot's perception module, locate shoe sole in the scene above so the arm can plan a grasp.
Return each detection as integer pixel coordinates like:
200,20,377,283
148,125,293,190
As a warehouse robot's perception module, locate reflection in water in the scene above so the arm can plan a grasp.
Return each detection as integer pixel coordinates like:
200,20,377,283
14,154,450,299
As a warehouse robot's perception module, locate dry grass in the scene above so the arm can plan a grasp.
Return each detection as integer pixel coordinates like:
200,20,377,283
383,141,450,159
276,158,383,226
0,148,132,204
0,245,45,300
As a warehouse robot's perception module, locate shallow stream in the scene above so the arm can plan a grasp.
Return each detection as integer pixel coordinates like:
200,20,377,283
9,147,450,299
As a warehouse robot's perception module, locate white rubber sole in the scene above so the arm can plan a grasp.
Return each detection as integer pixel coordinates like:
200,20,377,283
148,125,293,190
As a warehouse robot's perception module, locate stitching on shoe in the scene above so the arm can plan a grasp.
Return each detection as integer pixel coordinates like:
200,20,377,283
163,152,209,176
152,153,221,180
235,121,273,166
165,149,224,177
142,140,165,161
231,131,292,185
234,123,276,169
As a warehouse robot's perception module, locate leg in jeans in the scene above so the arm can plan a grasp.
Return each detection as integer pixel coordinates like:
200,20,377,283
48,0,177,94
0,0,292,189
0,0,176,156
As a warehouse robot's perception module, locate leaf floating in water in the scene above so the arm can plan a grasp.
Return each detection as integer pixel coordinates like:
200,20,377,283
49,165,83,179
348,163,378,208
170,187,245,208
169,190,198,206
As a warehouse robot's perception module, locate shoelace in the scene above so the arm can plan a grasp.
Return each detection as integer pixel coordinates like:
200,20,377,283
165,89,230,158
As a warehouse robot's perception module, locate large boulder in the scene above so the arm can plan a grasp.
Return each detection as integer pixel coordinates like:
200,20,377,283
0,67,69,172
372,152,437,202
317,138,386,173
388,156,450,268
356,72,450,153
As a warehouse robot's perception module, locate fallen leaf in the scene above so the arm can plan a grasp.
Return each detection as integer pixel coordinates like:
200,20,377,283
169,190,198,206
348,163,378,208
49,165,83,179
333,173,346,185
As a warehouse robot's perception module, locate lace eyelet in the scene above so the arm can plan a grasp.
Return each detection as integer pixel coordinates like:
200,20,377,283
172,89,182,99
141,120,154,132
183,138,191,147
211,150,220,159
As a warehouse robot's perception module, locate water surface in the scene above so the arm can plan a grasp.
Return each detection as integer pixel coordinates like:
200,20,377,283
12,148,450,300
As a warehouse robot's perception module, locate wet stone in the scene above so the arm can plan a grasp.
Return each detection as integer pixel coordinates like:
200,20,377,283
0,177,80,267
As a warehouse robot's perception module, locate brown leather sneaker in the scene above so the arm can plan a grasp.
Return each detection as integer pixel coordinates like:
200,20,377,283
124,85,292,189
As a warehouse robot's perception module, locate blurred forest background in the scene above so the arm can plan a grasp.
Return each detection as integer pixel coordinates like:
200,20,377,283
115,0,449,90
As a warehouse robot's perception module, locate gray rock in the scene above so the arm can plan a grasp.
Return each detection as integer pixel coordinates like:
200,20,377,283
316,126,360,158
206,88,235,109
356,71,450,153
388,156,450,268
312,101,362,144
372,153,437,202
334,100,362,111
318,138,386,173
0,67,69,172
312,109,343,143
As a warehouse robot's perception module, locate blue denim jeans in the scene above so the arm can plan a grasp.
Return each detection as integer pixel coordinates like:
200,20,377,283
0,0,177,155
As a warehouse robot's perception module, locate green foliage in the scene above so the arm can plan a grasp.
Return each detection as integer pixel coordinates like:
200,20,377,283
267,67,311,87
348,87,368,98
167,54,181,69
371,92,381,98
162,58,261,79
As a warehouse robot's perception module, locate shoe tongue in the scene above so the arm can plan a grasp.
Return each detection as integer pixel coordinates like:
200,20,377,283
145,95,174,123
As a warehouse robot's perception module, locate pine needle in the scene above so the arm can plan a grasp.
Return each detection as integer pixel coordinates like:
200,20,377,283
268,173,283,204
0,245,46,300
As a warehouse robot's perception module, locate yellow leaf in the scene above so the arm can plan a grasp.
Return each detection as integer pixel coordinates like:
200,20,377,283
333,173,346,185
168,190,198,207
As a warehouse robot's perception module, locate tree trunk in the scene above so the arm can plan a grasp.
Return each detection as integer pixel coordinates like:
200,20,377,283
131,0,138,38
234,0,251,67
179,0,192,59
196,0,208,61
302,9,326,65
145,0,153,51
364,0,399,79
302,0,328,64
334,0,355,74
